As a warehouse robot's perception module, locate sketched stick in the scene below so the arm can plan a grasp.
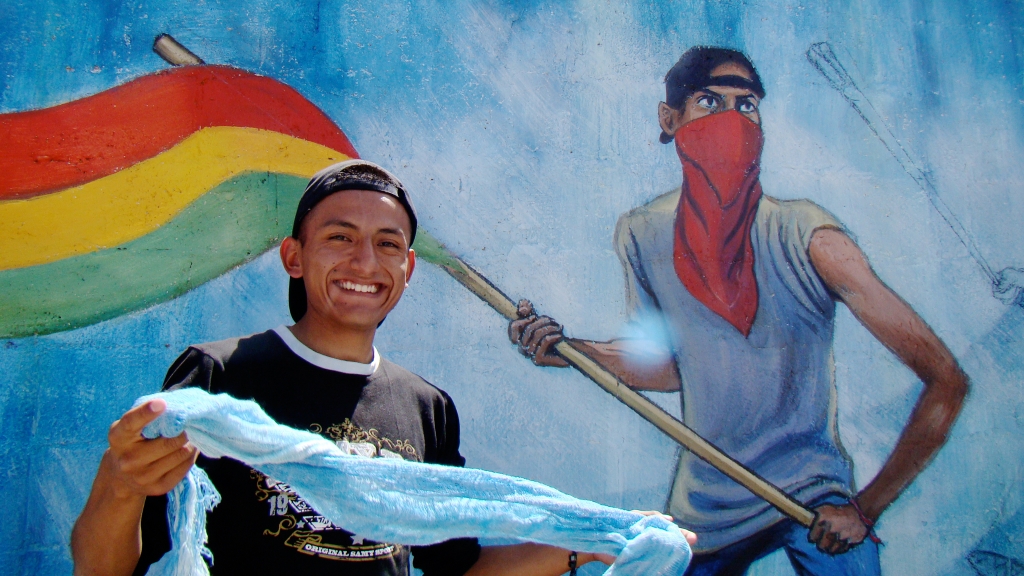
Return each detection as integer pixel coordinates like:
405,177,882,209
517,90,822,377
807,41,1024,307
153,33,817,528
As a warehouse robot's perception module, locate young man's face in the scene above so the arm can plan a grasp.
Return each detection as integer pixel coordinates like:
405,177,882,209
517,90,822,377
659,61,762,137
282,190,416,332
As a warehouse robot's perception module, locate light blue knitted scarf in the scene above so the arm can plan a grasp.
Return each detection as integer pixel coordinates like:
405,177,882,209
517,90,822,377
139,388,692,575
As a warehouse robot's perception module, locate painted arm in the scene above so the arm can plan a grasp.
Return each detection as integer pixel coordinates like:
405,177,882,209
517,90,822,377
508,300,682,392
806,228,969,553
71,400,199,576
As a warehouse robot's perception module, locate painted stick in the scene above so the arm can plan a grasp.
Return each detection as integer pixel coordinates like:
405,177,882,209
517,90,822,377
807,41,1024,307
154,34,205,66
413,231,817,528
153,33,816,528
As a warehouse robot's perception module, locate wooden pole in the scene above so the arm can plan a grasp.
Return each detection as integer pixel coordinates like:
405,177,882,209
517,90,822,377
413,230,816,527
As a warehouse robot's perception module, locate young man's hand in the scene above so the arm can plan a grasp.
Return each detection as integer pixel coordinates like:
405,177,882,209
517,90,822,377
101,399,199,499
72,399,199,575
633,510,698,546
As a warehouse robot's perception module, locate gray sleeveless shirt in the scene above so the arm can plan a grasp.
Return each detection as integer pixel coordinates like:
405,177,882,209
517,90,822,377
615,191,854,552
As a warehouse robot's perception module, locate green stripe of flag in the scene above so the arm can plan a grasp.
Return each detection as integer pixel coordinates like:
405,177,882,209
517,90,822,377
0,172,308,338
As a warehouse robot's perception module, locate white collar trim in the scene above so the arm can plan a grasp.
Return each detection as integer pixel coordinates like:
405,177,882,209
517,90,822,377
273,325,379,376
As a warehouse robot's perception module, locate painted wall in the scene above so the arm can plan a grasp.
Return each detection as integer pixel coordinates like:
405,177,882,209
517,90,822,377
2,0,1023,574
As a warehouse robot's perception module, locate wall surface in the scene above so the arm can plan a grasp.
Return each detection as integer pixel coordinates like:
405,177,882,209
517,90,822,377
1,0,1023,574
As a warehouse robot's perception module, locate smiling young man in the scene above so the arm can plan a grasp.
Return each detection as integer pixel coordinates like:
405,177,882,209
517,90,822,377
71,160,630,576
509,47,968,575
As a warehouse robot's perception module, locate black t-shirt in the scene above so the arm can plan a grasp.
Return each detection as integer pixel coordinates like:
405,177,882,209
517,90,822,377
134,329,481,575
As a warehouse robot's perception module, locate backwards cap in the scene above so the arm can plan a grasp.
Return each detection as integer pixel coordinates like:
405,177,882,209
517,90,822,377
288,159,418,321
660,46,766,144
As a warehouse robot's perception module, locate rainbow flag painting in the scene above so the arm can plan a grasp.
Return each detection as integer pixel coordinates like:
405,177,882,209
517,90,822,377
0,65,358,338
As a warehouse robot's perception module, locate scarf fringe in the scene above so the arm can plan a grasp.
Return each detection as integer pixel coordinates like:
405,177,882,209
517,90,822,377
145,467,221,576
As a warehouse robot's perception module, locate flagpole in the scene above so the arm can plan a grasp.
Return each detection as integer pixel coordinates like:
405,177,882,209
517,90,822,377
153,34,204,66
152,34,816,528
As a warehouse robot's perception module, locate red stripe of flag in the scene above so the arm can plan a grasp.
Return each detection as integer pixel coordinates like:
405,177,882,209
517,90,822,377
0,65,358,199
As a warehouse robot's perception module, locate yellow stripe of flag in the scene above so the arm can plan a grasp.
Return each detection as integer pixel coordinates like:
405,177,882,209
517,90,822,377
0,127,349,271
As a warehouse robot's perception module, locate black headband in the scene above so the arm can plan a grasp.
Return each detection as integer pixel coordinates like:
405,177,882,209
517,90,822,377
681,74,761,98
667,73,766,110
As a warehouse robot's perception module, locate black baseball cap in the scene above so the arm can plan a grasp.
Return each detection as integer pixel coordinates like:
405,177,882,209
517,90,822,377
288,159,418,321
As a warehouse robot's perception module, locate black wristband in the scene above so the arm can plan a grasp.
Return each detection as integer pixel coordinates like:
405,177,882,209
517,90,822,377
568,551,578,576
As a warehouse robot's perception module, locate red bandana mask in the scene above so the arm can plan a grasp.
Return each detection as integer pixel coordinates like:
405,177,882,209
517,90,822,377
672,110,764,336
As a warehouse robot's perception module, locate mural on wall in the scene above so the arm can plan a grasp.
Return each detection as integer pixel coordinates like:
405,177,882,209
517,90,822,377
506,43,974,572
2,1,1024,575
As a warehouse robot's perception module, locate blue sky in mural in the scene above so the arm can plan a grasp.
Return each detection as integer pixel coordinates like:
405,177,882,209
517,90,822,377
2,0,1023,574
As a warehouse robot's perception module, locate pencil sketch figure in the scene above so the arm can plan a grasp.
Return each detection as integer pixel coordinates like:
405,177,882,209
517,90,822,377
967,550,1024,576
807,42,1024,309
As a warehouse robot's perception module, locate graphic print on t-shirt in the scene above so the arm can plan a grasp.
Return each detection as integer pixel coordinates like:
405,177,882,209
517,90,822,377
252,419,419,561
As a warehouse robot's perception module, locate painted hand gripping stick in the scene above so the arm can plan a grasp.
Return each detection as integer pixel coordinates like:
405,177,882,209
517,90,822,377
0,64,357,338
139,388,693,576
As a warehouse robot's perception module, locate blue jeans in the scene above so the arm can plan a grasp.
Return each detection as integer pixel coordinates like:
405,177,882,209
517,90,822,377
685,496,881,576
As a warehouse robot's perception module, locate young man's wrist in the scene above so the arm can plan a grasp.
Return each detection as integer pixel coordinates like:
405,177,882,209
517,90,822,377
574,551,605,565
95,451,150,504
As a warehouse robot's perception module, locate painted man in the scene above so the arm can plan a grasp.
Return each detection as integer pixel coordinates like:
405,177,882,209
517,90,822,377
510,47,968,575
71,160,666,575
